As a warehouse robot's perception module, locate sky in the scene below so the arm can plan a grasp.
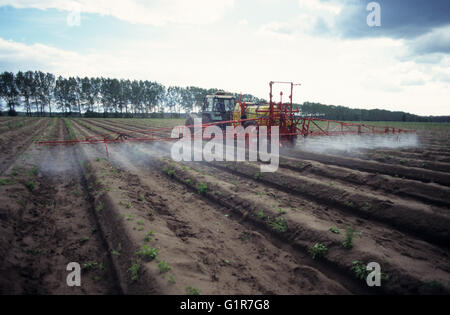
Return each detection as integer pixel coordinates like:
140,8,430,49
0,0,449,116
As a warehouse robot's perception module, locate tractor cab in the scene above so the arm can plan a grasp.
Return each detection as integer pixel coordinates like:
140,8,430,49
202,92,235,123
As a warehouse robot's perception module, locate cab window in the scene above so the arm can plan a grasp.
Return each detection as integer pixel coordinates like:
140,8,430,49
203,98,214,111
213,98,225,112
223,99,235,111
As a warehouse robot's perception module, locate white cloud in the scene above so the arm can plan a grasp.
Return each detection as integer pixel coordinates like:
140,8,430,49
0,0,235,26
2,32,449,116
298,0,341,15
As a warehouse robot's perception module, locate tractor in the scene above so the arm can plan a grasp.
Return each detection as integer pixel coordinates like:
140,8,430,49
185,91,236,130
185,82,301,147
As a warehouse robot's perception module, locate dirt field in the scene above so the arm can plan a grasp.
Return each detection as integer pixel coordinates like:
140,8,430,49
0,117,449,295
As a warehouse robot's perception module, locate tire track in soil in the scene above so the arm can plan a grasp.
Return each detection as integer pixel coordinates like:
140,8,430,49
0,118,121,294
71,119,363,294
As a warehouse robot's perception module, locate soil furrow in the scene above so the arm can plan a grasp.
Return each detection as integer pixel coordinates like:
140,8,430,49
0,118,121,294
0,118,50,175
287,149,450,186
73,112,362,293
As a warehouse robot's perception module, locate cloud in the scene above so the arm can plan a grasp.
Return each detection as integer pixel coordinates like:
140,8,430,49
1,0,449,116
0,0,235,26
259,0,342,37
400,78,426,87
298,0,342,15
0,37,121,78
295,1,450,62
333,0,450,39
408,26,450,55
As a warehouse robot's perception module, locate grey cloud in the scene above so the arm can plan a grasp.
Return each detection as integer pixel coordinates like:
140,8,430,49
331,0,450,39
409,27,450,55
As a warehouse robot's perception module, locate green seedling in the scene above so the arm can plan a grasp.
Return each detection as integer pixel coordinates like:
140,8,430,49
144,230,154,242
25,181,35,191
268,217,287,233
136,245,158,261
351,261,370,280
361,202,372,211
129,260,141,282
27,166,39,177
167,169,175,177
343,228,355,249
329,226,340,234
0,178,15,186
309,243,328,260
197,182,208,194
168,275,176,284
255,210,265,220
158,261,171,273
186,286,201,295
82,261,98,271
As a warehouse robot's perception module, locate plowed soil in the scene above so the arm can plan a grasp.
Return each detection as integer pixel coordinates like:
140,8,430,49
0,117,449,295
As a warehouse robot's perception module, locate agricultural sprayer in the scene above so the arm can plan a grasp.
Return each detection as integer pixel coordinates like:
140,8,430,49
38,81,416,156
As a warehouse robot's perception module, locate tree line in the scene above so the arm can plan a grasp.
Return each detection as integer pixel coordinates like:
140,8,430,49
1,70,448,122
0,70,263,117
296,102,450,123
